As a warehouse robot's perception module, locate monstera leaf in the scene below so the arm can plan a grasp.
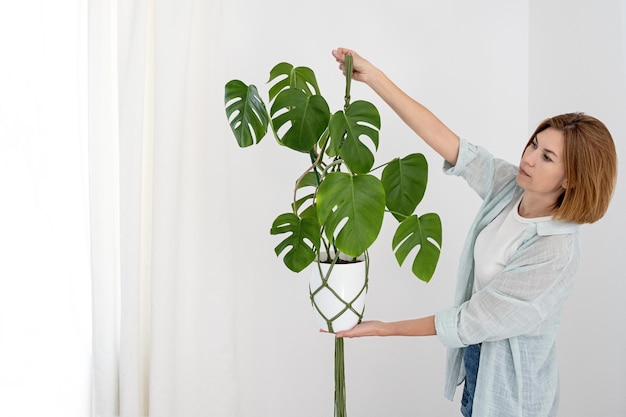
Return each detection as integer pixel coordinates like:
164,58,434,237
224,80,270,148
382,153,428,222
328,100,380,174
392,213,442,282
268,62,321,101
271,213,321,273
270,88,330,152
316,172,385,257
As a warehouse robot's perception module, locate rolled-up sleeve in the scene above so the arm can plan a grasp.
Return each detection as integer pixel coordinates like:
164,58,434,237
435,307,466,348
444,138,519,200
443,138,477,176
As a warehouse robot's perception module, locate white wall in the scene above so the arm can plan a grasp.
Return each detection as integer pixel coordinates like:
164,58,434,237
529,1,626,415
223,1,625,416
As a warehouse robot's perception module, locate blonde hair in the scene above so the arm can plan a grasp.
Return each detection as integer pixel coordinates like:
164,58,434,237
525,113,617,224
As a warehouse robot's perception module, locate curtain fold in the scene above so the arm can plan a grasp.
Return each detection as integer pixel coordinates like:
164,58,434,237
89,1,236,416
88,0,121,415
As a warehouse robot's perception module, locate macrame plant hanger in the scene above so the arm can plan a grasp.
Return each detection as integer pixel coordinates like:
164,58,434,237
310,250,370,417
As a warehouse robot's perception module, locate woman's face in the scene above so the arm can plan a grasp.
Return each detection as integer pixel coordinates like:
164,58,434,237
516,127,568,197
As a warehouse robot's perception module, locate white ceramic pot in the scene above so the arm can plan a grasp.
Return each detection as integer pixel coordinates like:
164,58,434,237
309,253,368,333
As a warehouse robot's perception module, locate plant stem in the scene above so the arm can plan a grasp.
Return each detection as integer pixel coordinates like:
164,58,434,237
309,150,322,185
323,159,345,175
369,161,390,173
292,129,331,213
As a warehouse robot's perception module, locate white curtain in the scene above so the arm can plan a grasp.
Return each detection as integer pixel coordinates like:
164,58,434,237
0,2,91,417
88,1,237,416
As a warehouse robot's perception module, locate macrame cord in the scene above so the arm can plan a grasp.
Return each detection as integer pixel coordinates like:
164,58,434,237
310,251,370,417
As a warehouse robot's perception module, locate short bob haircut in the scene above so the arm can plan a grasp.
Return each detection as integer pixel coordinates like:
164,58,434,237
524,113,617,224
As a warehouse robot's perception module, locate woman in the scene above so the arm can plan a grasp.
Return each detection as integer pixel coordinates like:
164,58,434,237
331,48,617,417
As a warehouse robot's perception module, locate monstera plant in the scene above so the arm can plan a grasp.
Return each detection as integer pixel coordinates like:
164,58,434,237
224,55,442,417
224,55,441,281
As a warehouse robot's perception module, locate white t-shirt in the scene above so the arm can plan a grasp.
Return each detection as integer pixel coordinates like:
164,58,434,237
473,196,552,292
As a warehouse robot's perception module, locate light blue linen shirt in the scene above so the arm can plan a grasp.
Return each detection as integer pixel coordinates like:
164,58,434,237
434,139,580,417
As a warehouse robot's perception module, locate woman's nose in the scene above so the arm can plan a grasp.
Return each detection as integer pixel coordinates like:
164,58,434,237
524,149,537,166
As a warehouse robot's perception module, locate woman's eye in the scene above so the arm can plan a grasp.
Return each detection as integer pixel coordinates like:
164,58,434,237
543,154,552,162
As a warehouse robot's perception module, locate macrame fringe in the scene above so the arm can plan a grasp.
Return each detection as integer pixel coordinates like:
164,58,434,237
334,337,346,417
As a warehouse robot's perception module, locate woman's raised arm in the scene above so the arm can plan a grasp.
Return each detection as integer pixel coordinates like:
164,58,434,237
332,48,460,165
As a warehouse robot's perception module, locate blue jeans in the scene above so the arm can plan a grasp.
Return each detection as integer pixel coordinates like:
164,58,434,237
461,344,481,417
